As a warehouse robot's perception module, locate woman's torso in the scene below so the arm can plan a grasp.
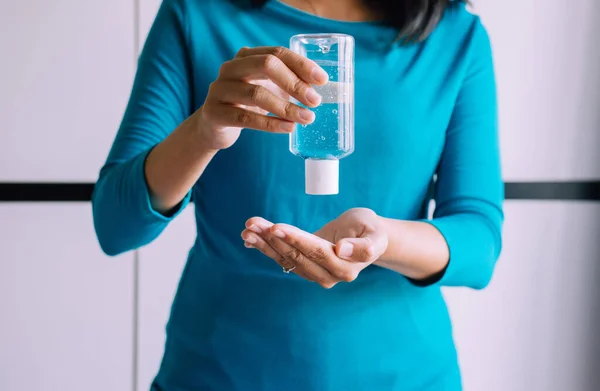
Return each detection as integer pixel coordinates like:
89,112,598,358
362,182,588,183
154,1,479,389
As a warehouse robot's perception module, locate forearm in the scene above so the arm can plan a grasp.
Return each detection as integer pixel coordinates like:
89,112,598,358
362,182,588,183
144,112,217,213
375,217,450,281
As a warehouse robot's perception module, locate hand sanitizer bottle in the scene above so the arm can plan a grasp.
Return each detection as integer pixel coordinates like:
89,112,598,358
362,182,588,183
289,34,355,195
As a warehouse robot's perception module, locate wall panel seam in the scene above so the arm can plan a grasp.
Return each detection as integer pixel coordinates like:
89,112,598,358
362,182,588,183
132,0,141,390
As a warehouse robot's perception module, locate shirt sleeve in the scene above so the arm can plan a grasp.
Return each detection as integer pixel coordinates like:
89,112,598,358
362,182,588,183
92,0,193,256
418,19,505,289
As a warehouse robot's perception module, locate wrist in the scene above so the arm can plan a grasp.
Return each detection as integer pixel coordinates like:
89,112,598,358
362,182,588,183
188,108,221,156
376,217,408,264
375,218,450,281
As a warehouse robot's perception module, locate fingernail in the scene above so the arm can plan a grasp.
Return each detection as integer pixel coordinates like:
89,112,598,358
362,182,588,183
311,67,329,84
305,88,322,106
248,224,262,234
272,229,286,239
280,121,295,132
244,242,254,248
338,242,354,258
298,109,315,123
246,235,257,244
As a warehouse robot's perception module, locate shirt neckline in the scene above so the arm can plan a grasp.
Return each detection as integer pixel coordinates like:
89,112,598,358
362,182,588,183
262,0,399,48
265,0,386,29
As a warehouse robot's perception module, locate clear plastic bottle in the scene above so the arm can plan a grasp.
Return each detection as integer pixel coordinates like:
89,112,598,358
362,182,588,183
289,33,355,195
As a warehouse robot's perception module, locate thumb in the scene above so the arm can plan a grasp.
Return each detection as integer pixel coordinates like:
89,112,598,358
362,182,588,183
335,234,386,263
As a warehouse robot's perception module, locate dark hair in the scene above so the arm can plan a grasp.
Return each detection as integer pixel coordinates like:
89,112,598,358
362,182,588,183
247,0,470,43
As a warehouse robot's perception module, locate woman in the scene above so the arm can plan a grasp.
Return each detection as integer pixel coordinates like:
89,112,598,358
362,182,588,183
92,0,503,389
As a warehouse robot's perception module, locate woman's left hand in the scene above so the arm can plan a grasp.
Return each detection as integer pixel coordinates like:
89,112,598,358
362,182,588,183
241,208,389,288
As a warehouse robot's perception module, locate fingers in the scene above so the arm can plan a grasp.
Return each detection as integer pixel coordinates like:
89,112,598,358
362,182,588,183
246,219,337,288
242,218,339,288
221,46,328,107
269,223,333,256
235,46,329,85
220,55,321,108
265,228,337,287
210,80,315,124
252,79,290,101
202,45,328,139
335,232,388,263
241,229,315,282
267,223,362,285
202,103,296,133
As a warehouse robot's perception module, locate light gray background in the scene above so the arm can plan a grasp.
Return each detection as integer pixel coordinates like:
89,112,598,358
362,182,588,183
1,0,599,390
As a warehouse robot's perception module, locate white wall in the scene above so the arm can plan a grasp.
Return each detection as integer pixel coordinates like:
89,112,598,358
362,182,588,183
0,205,135,391
1,1,598,391
0,0,136,390
0,0,135,182
473,0,600,181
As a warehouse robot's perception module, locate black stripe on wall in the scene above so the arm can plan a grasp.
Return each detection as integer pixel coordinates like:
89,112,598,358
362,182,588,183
0,181,599,202
0,183,94,202
505,181,600,201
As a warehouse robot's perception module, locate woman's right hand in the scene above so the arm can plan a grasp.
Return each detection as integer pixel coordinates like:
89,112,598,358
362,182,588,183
196,46,329,151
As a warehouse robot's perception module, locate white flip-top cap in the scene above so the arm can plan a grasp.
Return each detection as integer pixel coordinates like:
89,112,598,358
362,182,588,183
305,159,339,195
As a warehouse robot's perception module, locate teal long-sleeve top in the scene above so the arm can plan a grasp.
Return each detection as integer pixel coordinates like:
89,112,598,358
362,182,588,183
92,0,504,390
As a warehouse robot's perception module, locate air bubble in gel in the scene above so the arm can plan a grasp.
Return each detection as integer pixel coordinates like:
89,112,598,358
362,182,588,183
289,33,355,195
